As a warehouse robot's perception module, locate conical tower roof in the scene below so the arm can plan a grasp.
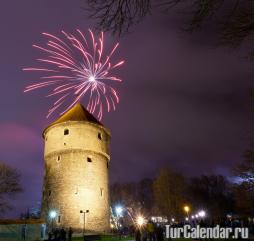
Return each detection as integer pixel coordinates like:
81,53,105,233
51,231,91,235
43,103,102,136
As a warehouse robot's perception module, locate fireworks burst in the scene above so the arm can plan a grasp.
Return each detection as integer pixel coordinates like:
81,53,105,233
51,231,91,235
23,29,124,120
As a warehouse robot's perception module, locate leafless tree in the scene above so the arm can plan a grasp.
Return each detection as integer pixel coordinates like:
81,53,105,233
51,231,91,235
85,0,151,35
84,0,254,57
0,162,22,214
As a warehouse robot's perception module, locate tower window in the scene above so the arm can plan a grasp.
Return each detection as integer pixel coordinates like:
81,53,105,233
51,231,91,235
107,162,109,169
98,133,102,140
58,216,61,223
87,157,92,163
48,190,51,197
64,143,66,146
57,156,61,161
100,188,104,197
75,187,79,195
64,129,69,135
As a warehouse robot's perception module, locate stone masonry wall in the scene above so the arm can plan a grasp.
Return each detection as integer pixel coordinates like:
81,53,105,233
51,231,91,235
42,121,110,233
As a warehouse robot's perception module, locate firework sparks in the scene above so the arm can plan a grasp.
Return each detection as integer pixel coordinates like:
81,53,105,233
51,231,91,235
23,29,124,120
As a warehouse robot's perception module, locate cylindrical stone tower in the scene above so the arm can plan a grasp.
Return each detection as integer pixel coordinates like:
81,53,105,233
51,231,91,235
41,103,110,233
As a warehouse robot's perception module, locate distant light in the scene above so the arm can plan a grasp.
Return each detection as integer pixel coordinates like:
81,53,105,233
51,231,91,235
49,210,57,219
110,224,114,229
198,210,206,218
171,218,175,222
195,214,199,218
184,205,190,213
185,217,189,221
115,206,123,216
89,75,95,82
191,216,195,219
137,216,145,226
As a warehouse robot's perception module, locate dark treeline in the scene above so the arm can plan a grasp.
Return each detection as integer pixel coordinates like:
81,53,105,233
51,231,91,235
110,156,254,222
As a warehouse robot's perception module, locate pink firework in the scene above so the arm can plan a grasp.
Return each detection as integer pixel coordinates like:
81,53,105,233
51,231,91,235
23,29,124,120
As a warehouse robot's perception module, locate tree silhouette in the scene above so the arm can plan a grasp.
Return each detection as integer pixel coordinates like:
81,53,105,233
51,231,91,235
153,167,186,220
85,0,254,57
0,162,22,214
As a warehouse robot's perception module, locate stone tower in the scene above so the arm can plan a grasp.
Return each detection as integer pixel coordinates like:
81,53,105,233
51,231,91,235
41,103,110,233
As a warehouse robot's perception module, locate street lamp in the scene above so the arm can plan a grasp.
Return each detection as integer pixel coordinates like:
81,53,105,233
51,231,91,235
49,210,57,219
115,206,123,216
198,210,206,218
115,205,124,230
136,216,145,227
80,210,89,236
49,210,57,231
184,205,190,219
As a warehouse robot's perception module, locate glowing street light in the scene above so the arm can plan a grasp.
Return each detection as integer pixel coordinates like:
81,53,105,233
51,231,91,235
49,210,57,231
191,215,195,219
171,218,175,222
115,206,123,216
184,205,190,219
49,210,57,219
136,216,145,227
185,217,189,221
184,205,190,213
198,210,206,218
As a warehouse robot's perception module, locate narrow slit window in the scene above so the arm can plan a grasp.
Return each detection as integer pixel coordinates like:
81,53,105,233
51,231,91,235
87,157,92,163
48,190,51,197
98,133,102,140
58,216,61,223
75,187,79,195
64,129,69,135
57,156,61,161
100,188,104,197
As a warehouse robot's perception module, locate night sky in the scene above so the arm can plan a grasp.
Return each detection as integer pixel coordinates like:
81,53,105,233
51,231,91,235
1,0,254,217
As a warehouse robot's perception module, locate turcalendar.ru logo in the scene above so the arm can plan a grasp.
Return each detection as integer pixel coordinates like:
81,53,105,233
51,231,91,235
165,225,249,239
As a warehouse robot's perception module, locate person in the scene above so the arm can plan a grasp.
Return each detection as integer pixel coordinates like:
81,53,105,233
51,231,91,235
60,227,66,241
53,228,60,241
135,227,141,241
155,224,164,241
142,227,148,241
48,231,52,241
21,224,27,241
146,220,155,241
68,227,73,241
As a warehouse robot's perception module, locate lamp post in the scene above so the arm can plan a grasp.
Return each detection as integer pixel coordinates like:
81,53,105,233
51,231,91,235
184,205,190,221
115,205,123,230
136,216,145,228
80,210,89,236
49,210,57,231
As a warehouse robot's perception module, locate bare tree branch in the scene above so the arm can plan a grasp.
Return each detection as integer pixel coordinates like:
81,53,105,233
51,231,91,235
85,0,151,35
83,0,254,57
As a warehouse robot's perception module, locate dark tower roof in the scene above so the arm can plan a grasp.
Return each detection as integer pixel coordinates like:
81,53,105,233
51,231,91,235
43,103,102,137
51,103,101,126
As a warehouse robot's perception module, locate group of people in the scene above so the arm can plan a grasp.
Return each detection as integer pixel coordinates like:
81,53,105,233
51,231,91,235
47,227,73,241
135,220,164,241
